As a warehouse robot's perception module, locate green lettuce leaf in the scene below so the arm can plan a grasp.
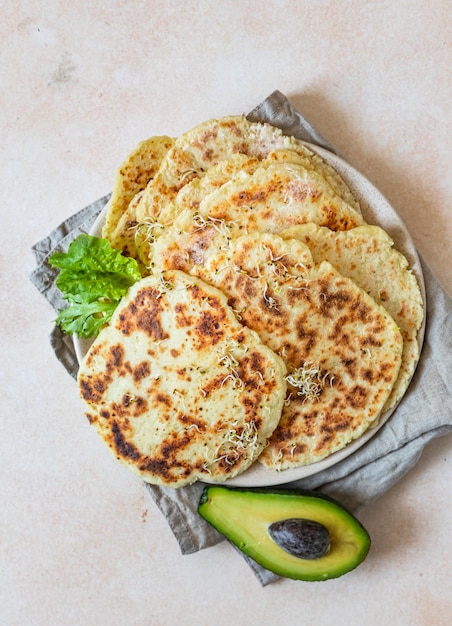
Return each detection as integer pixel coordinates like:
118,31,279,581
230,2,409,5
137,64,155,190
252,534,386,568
49,234,142,337
54,300,119,337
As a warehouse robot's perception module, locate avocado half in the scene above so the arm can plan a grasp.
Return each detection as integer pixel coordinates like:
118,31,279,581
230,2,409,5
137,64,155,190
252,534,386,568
198,486,371,581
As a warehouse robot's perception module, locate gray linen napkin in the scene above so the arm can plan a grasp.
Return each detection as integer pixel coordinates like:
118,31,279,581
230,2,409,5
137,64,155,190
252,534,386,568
30,91,452,586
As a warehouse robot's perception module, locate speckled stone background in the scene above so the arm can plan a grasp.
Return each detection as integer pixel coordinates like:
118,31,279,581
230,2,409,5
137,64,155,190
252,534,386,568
2,2,451,625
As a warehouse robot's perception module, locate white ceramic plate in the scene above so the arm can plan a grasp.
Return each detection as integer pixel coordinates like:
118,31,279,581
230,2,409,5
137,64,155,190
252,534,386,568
74,143,426,488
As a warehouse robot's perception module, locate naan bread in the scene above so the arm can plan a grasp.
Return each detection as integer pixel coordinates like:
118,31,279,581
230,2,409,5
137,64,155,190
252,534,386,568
77,270,287,487
281,223,424,409
102,135,174,242
152,230,403,470
149,161,365,273
189,161,364,232
106,189,148,272
110,116,361,265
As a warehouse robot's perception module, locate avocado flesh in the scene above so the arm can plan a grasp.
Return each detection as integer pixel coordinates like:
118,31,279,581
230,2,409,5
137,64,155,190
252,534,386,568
198,486,371,581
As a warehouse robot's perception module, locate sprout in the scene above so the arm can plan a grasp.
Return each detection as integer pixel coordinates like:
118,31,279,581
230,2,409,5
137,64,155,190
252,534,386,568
129,218,166,245
231,306,245,321
180,167,204,181
157,275,174,294
263,282,279,311
261,244,309,285
192,213,240,238
215,340,249,391
204,420,260,470
285,362,334,402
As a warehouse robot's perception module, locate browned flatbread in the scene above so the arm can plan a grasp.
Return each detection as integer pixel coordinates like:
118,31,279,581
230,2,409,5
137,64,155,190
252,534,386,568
77,271,287,486
102,135,174,244
281,223,424,411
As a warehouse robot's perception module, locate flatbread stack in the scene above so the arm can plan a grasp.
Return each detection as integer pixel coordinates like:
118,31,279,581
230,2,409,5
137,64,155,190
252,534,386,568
79,115,424,487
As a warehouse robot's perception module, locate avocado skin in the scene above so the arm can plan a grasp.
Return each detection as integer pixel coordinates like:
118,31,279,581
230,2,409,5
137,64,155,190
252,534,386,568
198,485,371,581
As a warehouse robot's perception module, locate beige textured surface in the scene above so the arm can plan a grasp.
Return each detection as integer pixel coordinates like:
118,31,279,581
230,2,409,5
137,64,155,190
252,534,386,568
3,1,451,624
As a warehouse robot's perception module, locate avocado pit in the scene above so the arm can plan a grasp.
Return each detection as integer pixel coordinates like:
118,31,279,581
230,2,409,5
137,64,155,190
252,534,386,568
268,518,330,560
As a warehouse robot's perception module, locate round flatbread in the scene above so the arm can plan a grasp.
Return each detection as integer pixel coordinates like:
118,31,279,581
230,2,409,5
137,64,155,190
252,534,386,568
102,135,174,269
77,270,287,487
102,135,174,242
281,223,424,410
